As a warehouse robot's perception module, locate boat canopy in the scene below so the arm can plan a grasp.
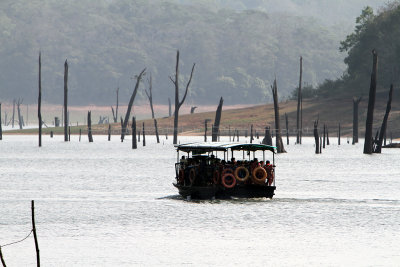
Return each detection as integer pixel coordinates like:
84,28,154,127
175,142,276,153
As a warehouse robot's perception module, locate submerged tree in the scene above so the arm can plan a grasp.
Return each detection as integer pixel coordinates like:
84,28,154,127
111,87,119,123
121,68,146,142
212,97,223,142
64,60,68,141
296,56,302,144
169,50,195,145
38,52,42,147
363,50,378,154
374,84,394,153
271,79,286,153
145,74,160,143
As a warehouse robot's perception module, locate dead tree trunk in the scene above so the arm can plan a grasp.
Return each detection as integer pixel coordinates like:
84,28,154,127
338,123,341,145
250,124,254,143
121,68,146,142
374,84,393,153
111,87,119,123
142,122,146,146
212,97,223,142
132,117,137,149
285,113,289,145
237,129,239,142
38,53,42,147
319,136,322,153
352,97,362,144
170,50,195,145
262,126,272,145
190,106,197,114
323,124,326,148
363,50,378,154
12,99,15,128
31,200,40,267
64,60,68,142
0,245,6,267
229,125,231,142
271,79,286,153
154,119,160,143
145,74,160,143
314,120,319,154
327,126,330,145
88,111,93,142
16,98,23,129
108,124,111,141
79,129,81,142
168,98,172,117
204,119,210,142
296,56,302,144
0,103,2,140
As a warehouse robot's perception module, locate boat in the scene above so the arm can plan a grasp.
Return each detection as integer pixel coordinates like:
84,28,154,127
173,142,277,200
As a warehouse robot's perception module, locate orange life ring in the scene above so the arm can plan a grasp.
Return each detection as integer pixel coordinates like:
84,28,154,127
234,166,250,182
222,173,236,189
252,166,267,184
221,168,233,177
213,170,220,184
189,168,196,184
178,169,184,184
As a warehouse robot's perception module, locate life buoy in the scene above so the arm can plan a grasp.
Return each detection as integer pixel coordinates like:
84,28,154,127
213,170,220,184
222,173,236,189
189,168,196,185
221,168,233,177
234,166,250,182
252,166,267,184
178,169,184,184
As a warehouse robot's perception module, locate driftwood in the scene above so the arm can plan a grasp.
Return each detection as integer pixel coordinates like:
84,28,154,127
374,84,394,153
170,50,195,144
352,97,362,144
297,56,303,144
271,79,286,153
212,97,223,142
38,53,42,147
64,60,68,141
363,50,378,154
88,111,93,142
121,68,146,142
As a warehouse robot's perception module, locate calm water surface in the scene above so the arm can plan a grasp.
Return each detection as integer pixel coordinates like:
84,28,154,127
1,135,399,266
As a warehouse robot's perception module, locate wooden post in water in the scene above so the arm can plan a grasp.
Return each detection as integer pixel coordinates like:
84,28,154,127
138,129,140,142
50,131,53,138
142,122,146,146
204,119,208,142
338,123,341,145
108,124,111,141
327,126,330,145
285,113,289,145
319,136,322,153
79,129,81,142
323,124,326,149
237,130,239,142
31,200,40,267
68,126,71,141
132,117,137,149
87,111,93,142
38,53,42,147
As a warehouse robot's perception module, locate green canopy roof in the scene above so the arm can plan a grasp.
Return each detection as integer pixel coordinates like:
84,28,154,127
176,142,276,153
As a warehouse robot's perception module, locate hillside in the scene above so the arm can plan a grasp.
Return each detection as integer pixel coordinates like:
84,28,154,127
0,0,347,106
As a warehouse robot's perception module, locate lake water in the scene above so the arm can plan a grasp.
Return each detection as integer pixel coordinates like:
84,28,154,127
1,135,399,266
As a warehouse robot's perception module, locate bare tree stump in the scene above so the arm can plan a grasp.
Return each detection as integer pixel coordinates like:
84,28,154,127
79,129,81,142
285,113,289,145
31,200,40,267
132,117,137,149
212,97,223,142
323,124,326,149
142,122,146,146
374,84,393,153
364,50,378,154
38,53,42,147
64,60,68,142
271,79,286,153
314,120,319,154
88,111,93,142
108,124,111,141
250,124,253,143
262,126,272,146
338,123,341,145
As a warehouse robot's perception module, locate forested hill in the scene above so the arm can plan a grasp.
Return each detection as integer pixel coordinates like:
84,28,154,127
0,0,349,105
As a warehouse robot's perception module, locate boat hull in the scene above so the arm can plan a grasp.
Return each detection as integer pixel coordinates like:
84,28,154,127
173,183,276,200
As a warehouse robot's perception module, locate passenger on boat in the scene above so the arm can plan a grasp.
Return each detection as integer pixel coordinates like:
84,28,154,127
231,158,237,165
265,160,275,185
